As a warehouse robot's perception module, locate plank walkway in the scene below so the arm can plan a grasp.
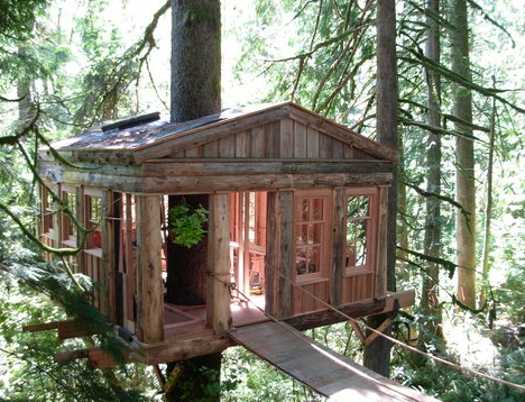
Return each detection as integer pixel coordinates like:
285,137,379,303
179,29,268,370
230,321,440,402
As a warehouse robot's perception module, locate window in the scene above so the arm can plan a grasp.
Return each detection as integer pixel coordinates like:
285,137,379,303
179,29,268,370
61,187,77,245
344,188,378,274
41,185,56,237
294,190,332,281
84,191,103,250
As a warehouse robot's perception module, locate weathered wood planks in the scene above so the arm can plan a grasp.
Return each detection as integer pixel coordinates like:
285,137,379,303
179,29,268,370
135,195,164,343
265,191,294,318
206,193,232,335
230,321,438,402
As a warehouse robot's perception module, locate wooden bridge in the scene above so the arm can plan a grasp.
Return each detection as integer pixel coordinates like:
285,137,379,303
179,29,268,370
230,321,439,402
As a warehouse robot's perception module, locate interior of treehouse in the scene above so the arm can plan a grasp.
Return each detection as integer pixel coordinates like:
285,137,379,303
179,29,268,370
37,102,413,350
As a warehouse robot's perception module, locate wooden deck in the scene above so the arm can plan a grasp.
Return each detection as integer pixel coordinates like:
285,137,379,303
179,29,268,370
138,291,414,365
163,298,268,340
230,321,439,402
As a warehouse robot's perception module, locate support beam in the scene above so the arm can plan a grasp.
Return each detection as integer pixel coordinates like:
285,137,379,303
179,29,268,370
265,191,294,318
375,186,389,298
206,193,232,335
100,190,113,318
331,188,345,306
284,290,414,331
136,195,164,343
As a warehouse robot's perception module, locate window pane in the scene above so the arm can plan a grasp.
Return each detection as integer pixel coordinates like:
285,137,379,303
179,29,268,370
296,248,307,275
90,197,102,226
307,246,321,274
301,199,310,221
347,196,369,219
296,224,308,246
345,196,369,269
345,221,368,267
312,198,324,220
312,223,323,244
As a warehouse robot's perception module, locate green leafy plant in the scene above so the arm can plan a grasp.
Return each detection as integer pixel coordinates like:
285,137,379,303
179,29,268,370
169,203,208,248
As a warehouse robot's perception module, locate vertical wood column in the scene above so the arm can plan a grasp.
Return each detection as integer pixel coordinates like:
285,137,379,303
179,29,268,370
100,191,112,318
207,193,232,335
136,195,164,343
75,186,85,274
375,186,389,298
331,188,345,306
54,183,62,248
265,191,294,318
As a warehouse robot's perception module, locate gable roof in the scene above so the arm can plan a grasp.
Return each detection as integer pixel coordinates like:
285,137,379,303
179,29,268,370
48,102,398,163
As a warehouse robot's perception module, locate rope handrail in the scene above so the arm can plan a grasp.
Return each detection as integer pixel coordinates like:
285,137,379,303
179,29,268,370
208,272,525,394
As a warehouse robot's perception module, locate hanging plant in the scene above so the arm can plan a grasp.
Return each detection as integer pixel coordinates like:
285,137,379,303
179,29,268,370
169,202,208,248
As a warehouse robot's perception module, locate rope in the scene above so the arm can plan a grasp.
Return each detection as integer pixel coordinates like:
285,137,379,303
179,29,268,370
212,276,425,402
286,277,525,393
208,272,525,393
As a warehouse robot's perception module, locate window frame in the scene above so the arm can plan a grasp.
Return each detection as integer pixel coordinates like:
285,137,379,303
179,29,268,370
83,187,105,252
293,189,333,285
343,186,379,277
61,184,78,247
41,182,59,241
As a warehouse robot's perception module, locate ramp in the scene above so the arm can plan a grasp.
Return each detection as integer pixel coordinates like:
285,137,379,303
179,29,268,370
230,321,439,402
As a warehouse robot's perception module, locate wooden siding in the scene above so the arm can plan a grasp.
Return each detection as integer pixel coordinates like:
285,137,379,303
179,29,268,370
292,280,330,315
169,119,377,161
341,272,375,304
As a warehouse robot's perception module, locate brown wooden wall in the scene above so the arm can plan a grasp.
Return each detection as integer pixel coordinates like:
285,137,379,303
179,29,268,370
267,186,388,319
341,273,375,304
170,119,376,160
292,281,330,315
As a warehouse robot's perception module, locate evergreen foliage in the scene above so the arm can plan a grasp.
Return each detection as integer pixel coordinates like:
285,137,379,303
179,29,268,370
0,0,525,400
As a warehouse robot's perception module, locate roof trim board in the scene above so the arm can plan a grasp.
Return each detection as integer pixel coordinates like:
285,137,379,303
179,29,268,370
47,102,398,163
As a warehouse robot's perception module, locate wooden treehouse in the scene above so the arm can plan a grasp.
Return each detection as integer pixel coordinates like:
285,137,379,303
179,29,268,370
36,102,433,401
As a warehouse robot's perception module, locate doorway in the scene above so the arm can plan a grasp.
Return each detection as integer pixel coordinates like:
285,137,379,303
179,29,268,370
229,192,267,307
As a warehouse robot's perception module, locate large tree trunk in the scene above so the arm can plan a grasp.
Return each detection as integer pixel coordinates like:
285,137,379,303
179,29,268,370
17,46,32,125
418,0,444,353
451,0,476,309
479,77,496,307
166,1,222,401
397,130,409,278
364,0,398,377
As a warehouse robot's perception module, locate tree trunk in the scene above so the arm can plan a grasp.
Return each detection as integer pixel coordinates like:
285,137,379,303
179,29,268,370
166,1,222,401
17,46,32,125
364,0,398,377
451,0,476,309
418,0,444,353
397,130,409,280
479,77,496,307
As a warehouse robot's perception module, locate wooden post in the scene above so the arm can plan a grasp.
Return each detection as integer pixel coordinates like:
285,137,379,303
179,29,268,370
206,193,232,335
136,195,164,343
265,191,294,318
54,183,62,247
76,186,84,274
375,186,388,298
331,188,345,306
100,191,112,318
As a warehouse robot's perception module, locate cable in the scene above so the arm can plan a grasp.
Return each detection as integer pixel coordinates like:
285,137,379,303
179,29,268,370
208,272,525,393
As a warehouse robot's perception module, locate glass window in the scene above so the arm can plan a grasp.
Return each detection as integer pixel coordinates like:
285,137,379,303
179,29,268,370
295,193,329,278
85,195,102,249
344,192,376,272
62,191,77,241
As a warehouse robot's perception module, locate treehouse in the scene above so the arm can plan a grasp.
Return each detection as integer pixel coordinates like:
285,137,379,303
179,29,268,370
37,102,416,377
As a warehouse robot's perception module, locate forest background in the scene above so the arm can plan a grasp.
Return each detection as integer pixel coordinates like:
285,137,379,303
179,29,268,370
0,0,524,401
